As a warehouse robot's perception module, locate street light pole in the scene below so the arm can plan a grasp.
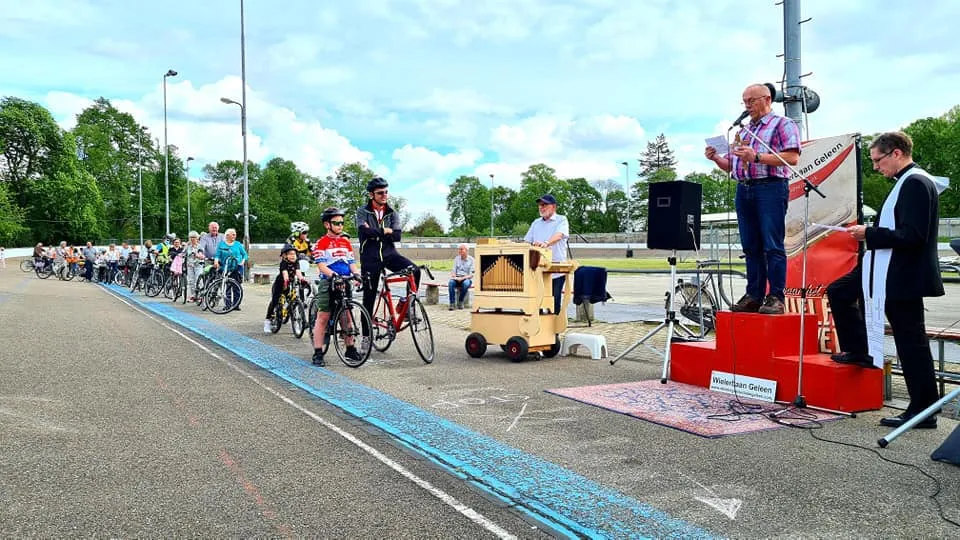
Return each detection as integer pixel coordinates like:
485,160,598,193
239,0,251,277
163,69,178,235
138,131,143,247
185,156,194,233
489,173,494,237
620,161,629,232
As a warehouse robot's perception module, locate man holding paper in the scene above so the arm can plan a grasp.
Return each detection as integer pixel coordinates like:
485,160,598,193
704,83,801,315
846,131,945,429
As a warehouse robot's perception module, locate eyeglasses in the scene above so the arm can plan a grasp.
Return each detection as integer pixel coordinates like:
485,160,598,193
870,150,893,165
329,221,344,226
742,96,768,106
374,190,388,195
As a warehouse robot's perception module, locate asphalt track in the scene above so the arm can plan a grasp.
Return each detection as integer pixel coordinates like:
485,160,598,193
2,269,960,538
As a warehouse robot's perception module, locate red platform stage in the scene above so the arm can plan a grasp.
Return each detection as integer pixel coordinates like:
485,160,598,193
670,311,883,413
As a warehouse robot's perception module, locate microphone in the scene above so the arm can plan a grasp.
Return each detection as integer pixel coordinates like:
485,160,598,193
732,110,750,127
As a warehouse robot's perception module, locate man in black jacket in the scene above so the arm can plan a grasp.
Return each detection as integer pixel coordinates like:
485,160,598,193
356,177,420,338
847,131,945,429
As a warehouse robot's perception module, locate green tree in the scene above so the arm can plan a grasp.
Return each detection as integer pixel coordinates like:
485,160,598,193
72,97,151,240
561,177,602,234
446,175,491,235
409,212,445,237
637,133,677,177
906,107,960,217
492,185,518,236
605,190,628,232
684,170,735,213
0,181,25,243
510,163,561,226
0,97,66,207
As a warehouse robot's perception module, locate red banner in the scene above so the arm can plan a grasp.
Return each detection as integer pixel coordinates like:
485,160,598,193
783,133,861,353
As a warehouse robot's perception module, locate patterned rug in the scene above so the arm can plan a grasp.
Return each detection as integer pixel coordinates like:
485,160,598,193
546,380,843,438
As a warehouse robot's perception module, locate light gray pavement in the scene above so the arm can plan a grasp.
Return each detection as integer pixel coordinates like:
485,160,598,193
3,266,960,537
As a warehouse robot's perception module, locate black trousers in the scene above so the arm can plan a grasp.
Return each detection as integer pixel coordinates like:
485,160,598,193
826,267,868,355
886,297,938,415
552,276,566,316
361,252,420,335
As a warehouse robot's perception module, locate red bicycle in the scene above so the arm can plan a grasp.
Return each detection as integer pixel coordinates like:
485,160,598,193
369,265,435,363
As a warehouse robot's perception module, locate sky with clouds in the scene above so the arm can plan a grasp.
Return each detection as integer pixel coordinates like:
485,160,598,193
2,0,958,226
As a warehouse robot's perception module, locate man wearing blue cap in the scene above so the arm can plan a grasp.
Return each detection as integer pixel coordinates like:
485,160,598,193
524,194,569,316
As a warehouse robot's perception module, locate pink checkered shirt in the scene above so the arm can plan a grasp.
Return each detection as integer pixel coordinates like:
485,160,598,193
727,112,801,181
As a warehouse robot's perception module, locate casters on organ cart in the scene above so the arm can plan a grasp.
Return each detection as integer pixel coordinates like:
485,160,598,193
463,239,576,362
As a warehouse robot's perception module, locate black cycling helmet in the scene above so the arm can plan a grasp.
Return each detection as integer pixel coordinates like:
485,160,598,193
321,207,346,223
280,243,297,256
366,176,388,193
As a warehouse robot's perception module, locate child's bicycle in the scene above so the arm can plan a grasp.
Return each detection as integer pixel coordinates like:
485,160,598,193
369,265,435,364
270,279,308,338
308,274,372,368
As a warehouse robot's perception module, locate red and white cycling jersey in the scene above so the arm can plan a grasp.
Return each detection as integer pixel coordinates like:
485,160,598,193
312,235,355,276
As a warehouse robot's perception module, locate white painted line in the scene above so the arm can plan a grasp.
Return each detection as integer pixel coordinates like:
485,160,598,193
103,289,518,540
506,402,528,432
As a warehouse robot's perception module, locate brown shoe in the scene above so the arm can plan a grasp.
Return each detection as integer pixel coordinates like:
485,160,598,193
757,295,785,314
729,294,761,312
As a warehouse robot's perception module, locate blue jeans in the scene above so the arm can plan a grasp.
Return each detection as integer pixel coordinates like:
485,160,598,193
448,278,472,305
735,180,788,300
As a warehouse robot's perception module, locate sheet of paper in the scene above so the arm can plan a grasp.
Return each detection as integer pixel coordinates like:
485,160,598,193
812,223,847,232
705,136,729,154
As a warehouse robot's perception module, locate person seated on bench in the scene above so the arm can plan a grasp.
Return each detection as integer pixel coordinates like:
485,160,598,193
448,243,474,310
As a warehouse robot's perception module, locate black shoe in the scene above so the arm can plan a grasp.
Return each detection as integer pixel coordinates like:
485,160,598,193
729,294,761,313
832,352,876,368
449,306,455,311
879,413,937,429
311,349,325,366
344,346,362,362
233,305,241,311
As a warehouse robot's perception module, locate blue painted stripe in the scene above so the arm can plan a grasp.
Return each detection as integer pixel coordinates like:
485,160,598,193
105,284,714,539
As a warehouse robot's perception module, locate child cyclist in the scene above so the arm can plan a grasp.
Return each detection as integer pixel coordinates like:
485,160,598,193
264,245,309,333
310,207,363,367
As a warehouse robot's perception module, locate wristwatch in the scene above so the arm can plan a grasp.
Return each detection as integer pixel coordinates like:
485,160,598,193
754,153,762,163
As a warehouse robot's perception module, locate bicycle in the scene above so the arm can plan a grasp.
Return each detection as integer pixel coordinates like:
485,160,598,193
163,254,188,304
307,275,372,368
33,258,54,279
192,261,215,309
270,279,308,338
674,259,739,332
20,258,36,272
204,256,244,314
368,265,435,364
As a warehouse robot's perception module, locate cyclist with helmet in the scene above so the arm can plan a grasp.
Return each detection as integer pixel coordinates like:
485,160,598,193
356,176,420,338
288,221,311,260
310,207,363,366
264,244,310,333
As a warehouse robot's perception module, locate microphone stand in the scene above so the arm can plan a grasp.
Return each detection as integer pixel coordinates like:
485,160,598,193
736,123,853,418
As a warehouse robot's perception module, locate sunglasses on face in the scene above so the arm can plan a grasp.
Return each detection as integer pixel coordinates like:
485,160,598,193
329,221,344,226
374,190,388,195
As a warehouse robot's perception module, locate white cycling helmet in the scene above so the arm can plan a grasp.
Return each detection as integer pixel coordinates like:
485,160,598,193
290,221,309,235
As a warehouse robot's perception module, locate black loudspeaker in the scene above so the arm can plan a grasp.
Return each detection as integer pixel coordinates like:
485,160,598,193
647,181,702,251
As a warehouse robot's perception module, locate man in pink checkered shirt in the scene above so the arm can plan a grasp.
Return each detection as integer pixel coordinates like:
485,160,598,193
705,83,801,315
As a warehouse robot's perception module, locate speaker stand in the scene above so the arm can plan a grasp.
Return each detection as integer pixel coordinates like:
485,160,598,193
610,253,697,381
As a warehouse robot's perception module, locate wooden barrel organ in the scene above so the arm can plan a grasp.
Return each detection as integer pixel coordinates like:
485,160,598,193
465,239,577,361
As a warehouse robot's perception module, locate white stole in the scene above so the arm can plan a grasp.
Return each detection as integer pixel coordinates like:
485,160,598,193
862,166,937,367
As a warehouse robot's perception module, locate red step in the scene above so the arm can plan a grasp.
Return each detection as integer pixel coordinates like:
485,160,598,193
670,311,883,413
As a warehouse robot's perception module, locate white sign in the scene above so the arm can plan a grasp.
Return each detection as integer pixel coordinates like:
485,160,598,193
709,371,777,403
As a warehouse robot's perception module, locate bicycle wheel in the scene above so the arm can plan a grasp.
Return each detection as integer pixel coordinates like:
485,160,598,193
178,275,188,304
370,293,395,352
145,272,163,297
163,274,176,299
20,259,34,272
208,278,243,314
333,300,372,368
407,297,434,364
307,296,319,344
676,282,717,331
290,299,306,339
194,274,207,306
35,263,53,279
270,296,284,333
63,267,76,282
